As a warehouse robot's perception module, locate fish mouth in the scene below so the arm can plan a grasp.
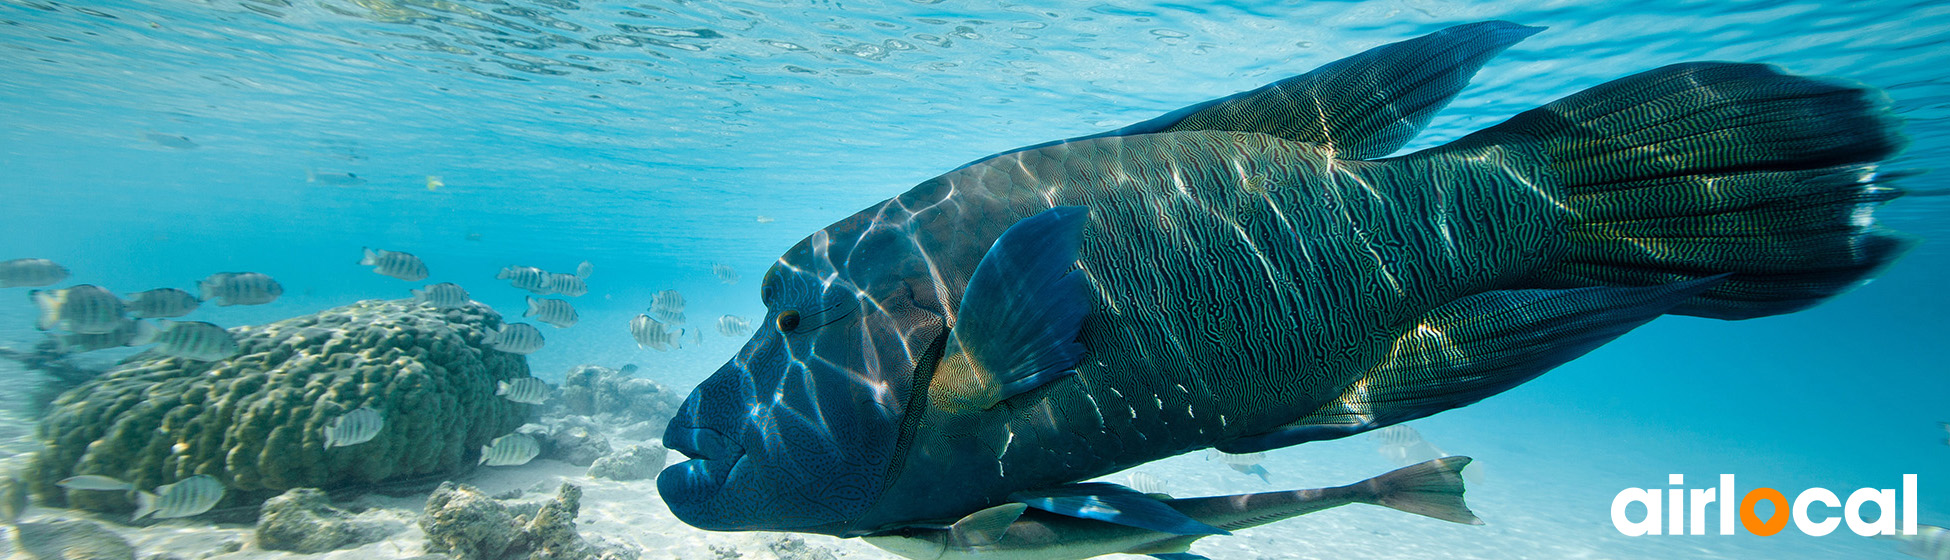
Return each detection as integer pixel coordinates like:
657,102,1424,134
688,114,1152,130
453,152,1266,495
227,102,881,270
659,424,747,527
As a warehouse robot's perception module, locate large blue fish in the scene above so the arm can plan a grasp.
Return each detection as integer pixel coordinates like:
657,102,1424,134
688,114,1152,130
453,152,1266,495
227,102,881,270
661,21,1912,540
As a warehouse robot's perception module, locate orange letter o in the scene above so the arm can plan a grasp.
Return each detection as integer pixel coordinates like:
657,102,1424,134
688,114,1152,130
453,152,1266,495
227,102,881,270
1741,488,1790,536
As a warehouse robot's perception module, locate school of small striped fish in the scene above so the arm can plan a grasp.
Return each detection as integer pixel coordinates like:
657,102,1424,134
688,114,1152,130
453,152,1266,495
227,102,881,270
323,407,384,448
0,258,68,288
56,475,133,492
136,320,239,362
32,284,125,334
498,265,552,293
497,377,552,405
53,319,152,353
126,287,200,318
479,433,541,466
630,313,678,351
546,273,588,297
134,475,225,520
361,247,429,281
649,289,686,325
716,315,750,337
413,282,471,309
525,296,578,328
199,271,282,306
484,323,545,354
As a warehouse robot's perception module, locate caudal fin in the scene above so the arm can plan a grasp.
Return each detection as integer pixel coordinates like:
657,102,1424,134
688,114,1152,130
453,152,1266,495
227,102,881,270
1440,62,1913,319
1356,457,1481,525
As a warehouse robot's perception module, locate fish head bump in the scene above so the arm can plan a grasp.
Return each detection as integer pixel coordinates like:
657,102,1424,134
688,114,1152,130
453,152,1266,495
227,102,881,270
662,202,952,534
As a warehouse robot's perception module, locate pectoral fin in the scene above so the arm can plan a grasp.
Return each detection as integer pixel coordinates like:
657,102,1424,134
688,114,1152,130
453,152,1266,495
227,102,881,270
932,206,1093,412
1220,276,1725,454
1010,483,1228,536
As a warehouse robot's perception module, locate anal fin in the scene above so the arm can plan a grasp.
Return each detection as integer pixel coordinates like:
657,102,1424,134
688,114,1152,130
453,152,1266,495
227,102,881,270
1219,276,1724,454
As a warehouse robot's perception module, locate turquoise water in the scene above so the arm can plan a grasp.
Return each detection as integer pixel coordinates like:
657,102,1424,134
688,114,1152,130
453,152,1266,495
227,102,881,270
2,0,1948,558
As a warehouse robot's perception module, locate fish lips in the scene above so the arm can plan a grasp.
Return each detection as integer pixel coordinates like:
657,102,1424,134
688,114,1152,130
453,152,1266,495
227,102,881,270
659,424,748,528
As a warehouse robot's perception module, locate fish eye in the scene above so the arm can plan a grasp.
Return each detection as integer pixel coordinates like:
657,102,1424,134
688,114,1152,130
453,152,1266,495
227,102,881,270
776,309,800,332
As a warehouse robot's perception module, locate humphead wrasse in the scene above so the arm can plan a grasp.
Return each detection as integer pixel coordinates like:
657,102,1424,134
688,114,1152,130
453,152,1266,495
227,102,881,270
661,20,1914,543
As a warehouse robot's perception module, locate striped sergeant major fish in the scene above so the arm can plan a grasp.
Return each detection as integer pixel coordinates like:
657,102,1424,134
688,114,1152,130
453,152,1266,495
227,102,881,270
525,297,577,328
323,407,384,449
52,319,152,353
546,273,588,297
31,284,124,334
133,320,239,362
497,266,551,294
134,475,224,520
864,458,1479,560
660,21,1916,537
126,288,200,318
413,282,471,309
484,323,544,355
199,272,282,306
480,433,540,466
361,248,429,281
0,258,68,288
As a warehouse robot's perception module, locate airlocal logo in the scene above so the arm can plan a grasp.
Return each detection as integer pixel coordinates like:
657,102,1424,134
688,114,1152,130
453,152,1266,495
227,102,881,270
1612,474,1918,537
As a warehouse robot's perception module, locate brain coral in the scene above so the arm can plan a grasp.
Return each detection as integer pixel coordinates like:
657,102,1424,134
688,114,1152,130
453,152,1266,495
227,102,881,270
25,299,534,513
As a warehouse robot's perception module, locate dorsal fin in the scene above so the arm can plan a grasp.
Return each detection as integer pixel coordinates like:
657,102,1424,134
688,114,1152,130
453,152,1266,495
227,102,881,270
1124,21,1541,159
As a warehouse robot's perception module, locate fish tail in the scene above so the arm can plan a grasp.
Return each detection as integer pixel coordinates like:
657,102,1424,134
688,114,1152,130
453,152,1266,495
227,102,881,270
361,247,378,265
1441,62,1912,320
133,491,157,521
1354,456,1481,525
524,296,539,317
129,320,159,346
30,289,62,331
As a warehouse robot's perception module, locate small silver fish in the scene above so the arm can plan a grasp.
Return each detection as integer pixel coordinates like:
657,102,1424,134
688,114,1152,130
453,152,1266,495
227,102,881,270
198,272,282,306
545,273,587,297
57,475,133,492
1369,425,1485,484
480,433,541,466
1,476,25,524
306,168,365,186
323,407,384,449
413,282,471,309
484,323,545,355
1124,472,1167,496
1881,523,1950,560
360,248,429,281
144,132,197,149
0,258,69,288
134,320,239,362
525,297,577,328
126,288,200,319
54,318,154,353
630,314,676,351
576,260,593,279
31,284,125,334
135,475,225,520
716,315,750,337
497,266,551,294
649,289,686,325
712,263,739,285
497,377,551,405
1209,449,1270,483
